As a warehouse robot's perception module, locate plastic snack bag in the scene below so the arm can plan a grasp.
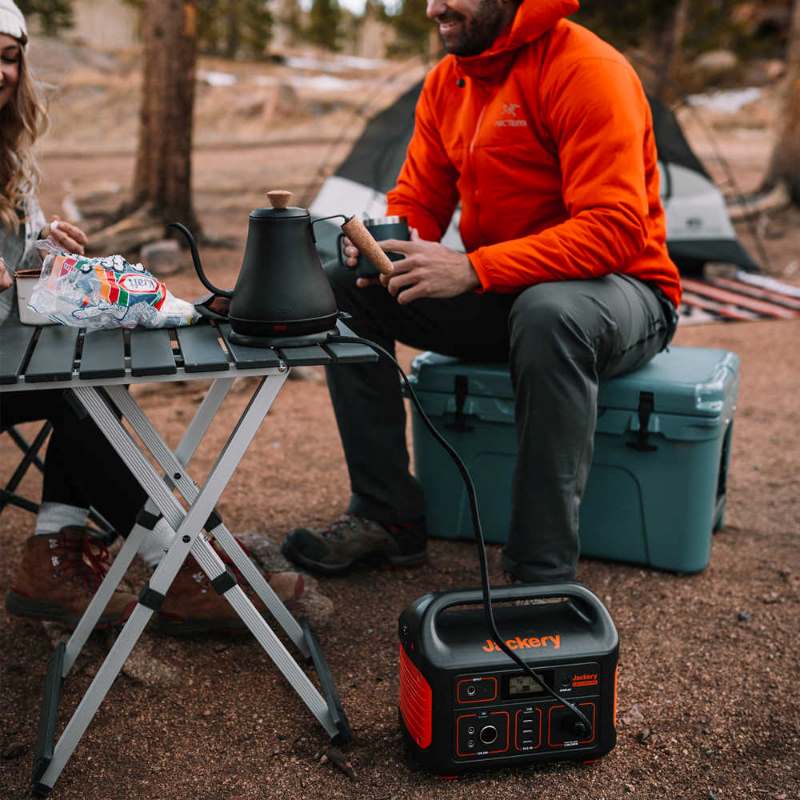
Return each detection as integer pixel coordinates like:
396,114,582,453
28,241,199,330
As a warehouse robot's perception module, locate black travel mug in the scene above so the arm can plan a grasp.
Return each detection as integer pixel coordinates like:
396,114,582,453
338,216,410,278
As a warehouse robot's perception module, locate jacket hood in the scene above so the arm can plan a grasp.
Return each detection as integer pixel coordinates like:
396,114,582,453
456,0,579,80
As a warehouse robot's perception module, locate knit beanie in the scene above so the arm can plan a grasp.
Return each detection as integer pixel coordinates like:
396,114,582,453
0,0,27,46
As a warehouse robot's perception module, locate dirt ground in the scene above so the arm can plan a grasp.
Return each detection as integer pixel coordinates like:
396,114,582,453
1,44,799,800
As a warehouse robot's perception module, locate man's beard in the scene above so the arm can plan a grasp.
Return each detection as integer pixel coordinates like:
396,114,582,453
436,0,510,57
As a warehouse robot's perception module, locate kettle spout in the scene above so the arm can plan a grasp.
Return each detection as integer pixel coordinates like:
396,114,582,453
168,222,233,299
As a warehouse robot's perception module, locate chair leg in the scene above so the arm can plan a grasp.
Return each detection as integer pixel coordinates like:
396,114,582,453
0,423,52,516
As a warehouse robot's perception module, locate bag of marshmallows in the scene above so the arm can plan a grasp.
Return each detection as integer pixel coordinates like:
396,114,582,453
28,240,198,330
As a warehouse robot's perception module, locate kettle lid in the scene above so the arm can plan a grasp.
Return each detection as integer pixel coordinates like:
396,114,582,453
250,190,309,220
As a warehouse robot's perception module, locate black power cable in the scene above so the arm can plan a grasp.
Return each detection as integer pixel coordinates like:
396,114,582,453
327,333,593,737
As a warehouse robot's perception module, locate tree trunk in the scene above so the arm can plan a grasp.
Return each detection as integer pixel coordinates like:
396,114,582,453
652,0,691,104
133,0,201,232
764,0,800,204
225,3,241,60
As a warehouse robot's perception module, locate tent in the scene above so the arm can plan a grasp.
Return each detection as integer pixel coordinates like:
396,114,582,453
311,82,760,275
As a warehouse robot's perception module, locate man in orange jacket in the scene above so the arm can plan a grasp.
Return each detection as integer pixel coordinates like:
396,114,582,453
282,0,682,583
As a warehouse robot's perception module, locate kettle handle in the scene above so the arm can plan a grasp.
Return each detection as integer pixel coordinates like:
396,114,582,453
168,222,233,299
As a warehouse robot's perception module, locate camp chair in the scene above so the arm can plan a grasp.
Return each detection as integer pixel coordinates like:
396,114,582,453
0,422,52,516
0,423,116,542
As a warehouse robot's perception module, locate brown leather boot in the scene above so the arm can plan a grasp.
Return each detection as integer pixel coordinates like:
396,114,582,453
5,528,137,629
152,550,305,637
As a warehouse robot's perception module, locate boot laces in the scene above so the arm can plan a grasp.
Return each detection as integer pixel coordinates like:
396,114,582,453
320,514,361,542
51,534,111,593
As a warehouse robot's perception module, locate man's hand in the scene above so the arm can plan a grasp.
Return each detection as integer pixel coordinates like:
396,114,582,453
43,216,89,255
377,230,480,304
0,257,11,292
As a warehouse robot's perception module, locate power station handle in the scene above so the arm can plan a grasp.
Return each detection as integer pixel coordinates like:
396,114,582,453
426,582,608,635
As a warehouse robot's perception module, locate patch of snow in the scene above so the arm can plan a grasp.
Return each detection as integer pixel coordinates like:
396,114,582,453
198,70,238,88
686,87,762,114
284,54,385,73
334,55,386,71
291,74,365,91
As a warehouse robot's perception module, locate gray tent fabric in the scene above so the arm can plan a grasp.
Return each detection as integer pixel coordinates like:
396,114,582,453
311,82,759,275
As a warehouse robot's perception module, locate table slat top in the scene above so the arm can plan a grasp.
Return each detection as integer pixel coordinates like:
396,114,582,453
25,326,80,383
80,330,126,380
0,324,36,385
129,329,178,377
0,319,376,391
177,325,229,374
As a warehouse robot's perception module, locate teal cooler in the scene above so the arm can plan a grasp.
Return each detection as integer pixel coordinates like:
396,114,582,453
407,347,740,573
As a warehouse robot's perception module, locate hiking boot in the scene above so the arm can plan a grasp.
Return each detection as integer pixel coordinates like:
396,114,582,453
281,514,427,575
5,528,137,629
152,548,305,637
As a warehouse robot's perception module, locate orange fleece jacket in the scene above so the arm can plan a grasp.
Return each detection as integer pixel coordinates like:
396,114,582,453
386,0,682,307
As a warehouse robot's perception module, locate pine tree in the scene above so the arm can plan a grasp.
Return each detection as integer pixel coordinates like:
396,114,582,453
764,0,800,204
384,0,430,56
306,0,342,52
133,0,200,230
196,0,272,59
281,0,304,47
17,0,74,37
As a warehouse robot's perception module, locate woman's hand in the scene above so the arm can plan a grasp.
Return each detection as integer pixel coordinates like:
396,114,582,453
0,257,11,291
43,216,89,255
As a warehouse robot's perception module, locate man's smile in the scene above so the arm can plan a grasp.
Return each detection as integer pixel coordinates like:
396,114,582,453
436,12,465,35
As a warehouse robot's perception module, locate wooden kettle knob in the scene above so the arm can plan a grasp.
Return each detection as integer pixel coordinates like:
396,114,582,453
267,190,293,209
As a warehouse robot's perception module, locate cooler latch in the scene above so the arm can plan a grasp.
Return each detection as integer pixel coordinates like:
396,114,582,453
446,375,474,432
627,391,658,453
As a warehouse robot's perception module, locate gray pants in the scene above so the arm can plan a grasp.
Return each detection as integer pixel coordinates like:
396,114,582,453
325,261,674,582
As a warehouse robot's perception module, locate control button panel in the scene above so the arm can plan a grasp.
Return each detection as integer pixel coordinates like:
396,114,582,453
547,701,596,748
455,675,498,704
455,710,510,758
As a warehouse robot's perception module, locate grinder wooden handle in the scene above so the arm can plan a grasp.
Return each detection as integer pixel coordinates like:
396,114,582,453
341,216,395,276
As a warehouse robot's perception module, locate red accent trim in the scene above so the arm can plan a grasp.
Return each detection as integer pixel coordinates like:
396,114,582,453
514,708,543,752
455,713,478,758
399,644,432,749
455,712,511,758
455,676,498,704
547,702,597,749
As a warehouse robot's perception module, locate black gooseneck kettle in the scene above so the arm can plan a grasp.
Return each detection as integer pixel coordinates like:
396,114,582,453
171,190,343,347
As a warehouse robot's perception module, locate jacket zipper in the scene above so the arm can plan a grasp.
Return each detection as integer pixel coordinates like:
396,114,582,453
467,101,488,242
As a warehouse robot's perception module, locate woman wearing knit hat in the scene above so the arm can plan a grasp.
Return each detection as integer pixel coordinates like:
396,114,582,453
0,2,317,633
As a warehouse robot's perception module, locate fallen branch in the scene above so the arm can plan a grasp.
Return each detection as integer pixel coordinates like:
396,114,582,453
727,183,791,222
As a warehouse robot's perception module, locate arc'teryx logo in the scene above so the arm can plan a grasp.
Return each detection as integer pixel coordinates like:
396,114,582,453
482,634,561,652
496,102,527,128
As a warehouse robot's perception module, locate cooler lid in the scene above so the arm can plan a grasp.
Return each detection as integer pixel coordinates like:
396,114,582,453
410,349,739,419
410,352,515,400
598,347,740,418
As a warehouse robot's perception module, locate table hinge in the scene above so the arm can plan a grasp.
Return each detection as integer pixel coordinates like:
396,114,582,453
138,586,166,611
136,509,162,530
211,568,237,595
206,509,223,531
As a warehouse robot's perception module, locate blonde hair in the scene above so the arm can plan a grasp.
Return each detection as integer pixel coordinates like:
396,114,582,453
0,44,48,233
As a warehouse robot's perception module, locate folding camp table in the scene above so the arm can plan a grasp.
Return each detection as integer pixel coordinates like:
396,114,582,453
0,317,375,796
